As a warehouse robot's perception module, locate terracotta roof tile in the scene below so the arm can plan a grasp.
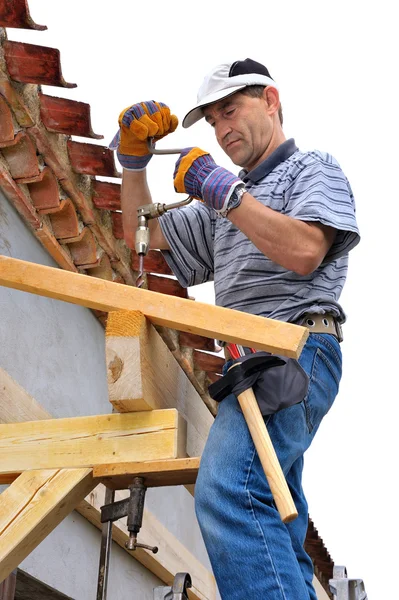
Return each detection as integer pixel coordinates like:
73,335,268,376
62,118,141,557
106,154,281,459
0,96,14,145
146,273,189,299
65,227,98,266
35,223,78,272
39,93,103,139
193,350,225,374
27,166,61,211
0,0,47,30
92,180,121,210
0,159,41,228
110,211,123,239
1,130,40,181
67,140,120,177
131,249,173,276
48,198,80,239
179,332,217,352
3,41,77,87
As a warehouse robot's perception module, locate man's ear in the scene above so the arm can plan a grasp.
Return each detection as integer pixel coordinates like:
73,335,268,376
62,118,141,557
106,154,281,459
262,86,280,117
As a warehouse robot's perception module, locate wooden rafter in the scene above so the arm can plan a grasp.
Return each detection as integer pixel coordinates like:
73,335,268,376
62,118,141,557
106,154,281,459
0,468,95,582
0,410,186,475
0,256,308,357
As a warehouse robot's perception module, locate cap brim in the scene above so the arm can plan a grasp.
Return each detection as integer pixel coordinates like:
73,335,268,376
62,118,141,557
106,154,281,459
182,85,247,129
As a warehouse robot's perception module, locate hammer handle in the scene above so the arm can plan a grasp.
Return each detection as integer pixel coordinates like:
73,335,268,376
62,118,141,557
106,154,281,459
236,387,298,523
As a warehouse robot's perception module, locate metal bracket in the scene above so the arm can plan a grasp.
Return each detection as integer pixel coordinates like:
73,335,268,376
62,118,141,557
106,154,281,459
329,565,368,599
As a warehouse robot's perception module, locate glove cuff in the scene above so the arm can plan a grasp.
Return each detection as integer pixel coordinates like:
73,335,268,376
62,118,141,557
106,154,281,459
201,167,243,214
116,151,152,171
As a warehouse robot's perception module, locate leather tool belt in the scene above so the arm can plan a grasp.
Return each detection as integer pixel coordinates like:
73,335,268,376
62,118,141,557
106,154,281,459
298,312,343,343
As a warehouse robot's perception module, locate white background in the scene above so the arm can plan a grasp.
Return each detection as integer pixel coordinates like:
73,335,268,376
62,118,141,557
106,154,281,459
7,1,398,597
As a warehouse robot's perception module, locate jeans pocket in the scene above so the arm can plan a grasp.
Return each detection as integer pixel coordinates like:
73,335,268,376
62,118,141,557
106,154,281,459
304,346,341,434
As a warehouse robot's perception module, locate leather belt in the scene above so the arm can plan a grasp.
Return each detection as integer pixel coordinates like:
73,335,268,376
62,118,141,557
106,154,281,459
298,313,343,342
224,313,343,360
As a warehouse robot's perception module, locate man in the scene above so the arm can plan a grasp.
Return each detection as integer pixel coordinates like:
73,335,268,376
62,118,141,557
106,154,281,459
110,58,360,600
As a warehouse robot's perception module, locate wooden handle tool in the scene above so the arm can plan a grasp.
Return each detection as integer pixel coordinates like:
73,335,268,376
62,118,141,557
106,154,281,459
230,365,298,523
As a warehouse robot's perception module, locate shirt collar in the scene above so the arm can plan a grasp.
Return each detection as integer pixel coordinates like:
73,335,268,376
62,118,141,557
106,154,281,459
239,138,298,183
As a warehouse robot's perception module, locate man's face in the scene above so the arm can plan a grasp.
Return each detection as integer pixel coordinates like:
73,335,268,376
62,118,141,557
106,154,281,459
203,90,275,171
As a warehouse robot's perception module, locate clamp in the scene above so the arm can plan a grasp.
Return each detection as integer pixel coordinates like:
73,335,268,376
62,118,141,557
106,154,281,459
100,477,158,553
134,138,193,288
329,565,368,599
96,477,158,599
153,573,192,600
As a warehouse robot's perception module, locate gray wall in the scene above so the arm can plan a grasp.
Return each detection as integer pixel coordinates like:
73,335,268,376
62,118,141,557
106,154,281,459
0,191,211,598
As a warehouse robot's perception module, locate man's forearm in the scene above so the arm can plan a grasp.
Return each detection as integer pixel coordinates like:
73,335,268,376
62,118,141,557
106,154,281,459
120,169,169,250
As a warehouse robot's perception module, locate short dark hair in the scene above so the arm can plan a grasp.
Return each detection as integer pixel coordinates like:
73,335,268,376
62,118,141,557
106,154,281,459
240,85,283,126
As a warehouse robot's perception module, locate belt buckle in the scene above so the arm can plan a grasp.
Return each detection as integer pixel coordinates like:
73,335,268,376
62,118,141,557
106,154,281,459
335,320,344,343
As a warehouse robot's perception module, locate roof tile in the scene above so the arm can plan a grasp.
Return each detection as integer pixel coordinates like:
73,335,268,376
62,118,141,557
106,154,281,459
146,273,189,299
110,211,123,239
179,332,217,352
92,180,121,210
65,227,98,266
131,249,173,276
27,166,60,211
0,0,47,30
48,198,80,239
0,96,14,145
1,131,40,181
0,160,41,228
39,93,103,139
3,41,77,88
35,223,78,272
67,140,120,177
193,350,224,374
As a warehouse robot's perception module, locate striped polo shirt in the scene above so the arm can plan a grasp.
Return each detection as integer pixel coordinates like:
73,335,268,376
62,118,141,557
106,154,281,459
159,139,360,324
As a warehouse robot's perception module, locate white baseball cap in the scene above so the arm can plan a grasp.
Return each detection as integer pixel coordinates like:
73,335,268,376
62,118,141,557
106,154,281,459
182,58,278,129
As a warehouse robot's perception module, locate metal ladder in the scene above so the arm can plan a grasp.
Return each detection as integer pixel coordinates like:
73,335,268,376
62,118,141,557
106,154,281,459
329,566,368,599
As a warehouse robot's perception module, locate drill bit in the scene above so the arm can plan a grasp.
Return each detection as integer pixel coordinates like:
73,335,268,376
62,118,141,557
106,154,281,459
136,254,145,288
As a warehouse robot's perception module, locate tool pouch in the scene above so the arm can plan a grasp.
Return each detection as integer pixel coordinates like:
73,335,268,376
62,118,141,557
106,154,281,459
208,351,309,416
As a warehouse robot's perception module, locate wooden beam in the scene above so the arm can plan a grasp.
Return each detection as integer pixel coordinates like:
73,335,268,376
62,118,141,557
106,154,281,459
0,410,186,474
93,457,200,490
78,484,215,600
0,468,95,583
0,256,308,357
106,311,214,457
0,369,215,599
0,368,50,424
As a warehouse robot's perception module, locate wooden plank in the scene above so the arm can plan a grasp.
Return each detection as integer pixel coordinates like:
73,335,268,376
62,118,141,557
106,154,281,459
0,369,50,424
0,410,186,474
0,468,95,583
93,457,200,490
0,369,215,599
78,484,215,600
0,256,308,357
106,311,214,457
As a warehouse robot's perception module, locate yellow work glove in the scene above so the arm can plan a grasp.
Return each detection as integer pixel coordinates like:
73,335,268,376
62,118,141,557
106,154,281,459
109,101,178,170
174,147,244,216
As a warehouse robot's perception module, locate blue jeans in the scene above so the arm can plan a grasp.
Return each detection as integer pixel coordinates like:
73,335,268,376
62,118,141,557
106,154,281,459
195,334,342,600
